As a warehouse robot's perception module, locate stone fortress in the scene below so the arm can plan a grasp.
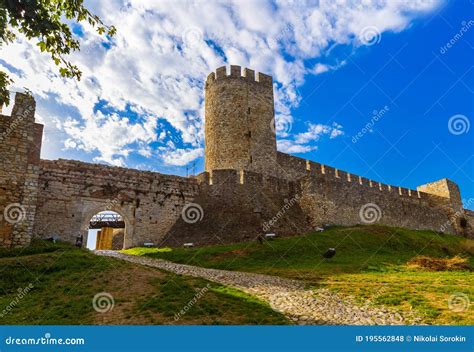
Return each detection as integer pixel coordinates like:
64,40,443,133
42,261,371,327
1,65,473,249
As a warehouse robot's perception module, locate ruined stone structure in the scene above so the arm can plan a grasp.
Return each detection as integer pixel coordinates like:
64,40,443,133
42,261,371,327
1,65,472,248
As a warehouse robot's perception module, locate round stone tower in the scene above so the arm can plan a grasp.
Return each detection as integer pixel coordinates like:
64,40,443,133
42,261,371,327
204,65,277,175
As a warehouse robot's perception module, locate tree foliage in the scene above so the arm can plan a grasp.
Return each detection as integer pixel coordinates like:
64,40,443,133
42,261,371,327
0,0,115,106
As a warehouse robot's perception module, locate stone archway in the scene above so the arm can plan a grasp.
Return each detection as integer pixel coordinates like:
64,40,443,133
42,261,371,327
80,203,135,250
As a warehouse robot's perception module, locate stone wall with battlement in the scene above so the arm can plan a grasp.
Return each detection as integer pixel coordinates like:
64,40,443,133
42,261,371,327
34,160,311,248
0,94,43,247
276,151,472,236
161,168,311,246
34,159,200,248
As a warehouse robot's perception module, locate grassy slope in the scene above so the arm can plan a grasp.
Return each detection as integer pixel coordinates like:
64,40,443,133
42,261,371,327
0,240,288,325
124,225,474,325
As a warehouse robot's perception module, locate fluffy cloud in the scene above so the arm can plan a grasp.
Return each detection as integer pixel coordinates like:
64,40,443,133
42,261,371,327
0,0,442,167
160,147,205,167
277,122,344,154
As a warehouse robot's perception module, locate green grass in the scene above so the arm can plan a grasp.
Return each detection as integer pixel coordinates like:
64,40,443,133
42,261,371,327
0,238,73,258
0,240,288,325
123,225,474,325
134,275,288,325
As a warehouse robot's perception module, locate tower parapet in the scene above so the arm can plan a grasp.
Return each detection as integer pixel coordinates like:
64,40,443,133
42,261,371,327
0,93,43,247
204,65,277,175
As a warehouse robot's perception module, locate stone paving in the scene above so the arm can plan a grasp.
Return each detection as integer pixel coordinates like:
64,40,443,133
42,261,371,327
95,250,422,325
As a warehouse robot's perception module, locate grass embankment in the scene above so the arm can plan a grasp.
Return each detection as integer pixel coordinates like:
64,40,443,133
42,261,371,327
124,226,474,325
0,240,288,325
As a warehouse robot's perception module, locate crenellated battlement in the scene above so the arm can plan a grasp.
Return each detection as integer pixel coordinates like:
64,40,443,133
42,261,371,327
206,65,273,87
276,152,443,202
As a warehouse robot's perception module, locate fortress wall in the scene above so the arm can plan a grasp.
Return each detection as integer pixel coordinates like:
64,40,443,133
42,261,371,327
276,152,308,180
299,173,456,233
35,159,200,248
465,210,474,230
0,93,43,247
277,152,460,234
161,169,311,247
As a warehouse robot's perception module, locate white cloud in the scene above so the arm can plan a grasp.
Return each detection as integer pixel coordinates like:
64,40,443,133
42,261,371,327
312,63,330,74
62,111,157,166
277,140,318,154
0,0,442,167
160,147,204,167
278,122,344,154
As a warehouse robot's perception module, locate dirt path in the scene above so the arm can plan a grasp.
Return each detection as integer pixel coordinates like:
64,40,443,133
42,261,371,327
95,250,421,325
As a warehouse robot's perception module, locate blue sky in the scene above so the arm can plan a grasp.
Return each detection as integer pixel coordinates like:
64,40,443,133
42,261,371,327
0,0,472,207
292,1,474,205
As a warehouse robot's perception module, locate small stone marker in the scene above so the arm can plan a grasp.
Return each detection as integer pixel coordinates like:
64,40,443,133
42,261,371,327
322,248,336,259
183,243,194,248
143,242,154,248
265,233,276,240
